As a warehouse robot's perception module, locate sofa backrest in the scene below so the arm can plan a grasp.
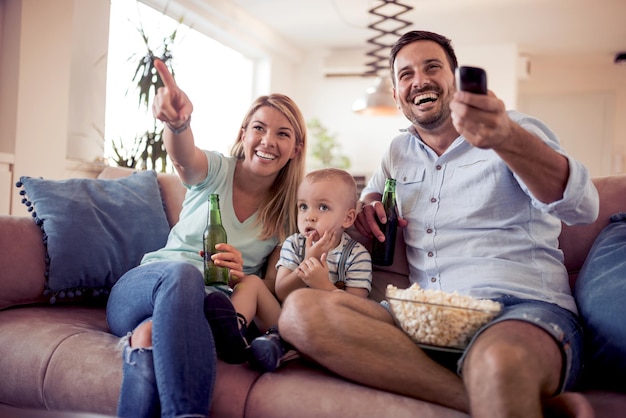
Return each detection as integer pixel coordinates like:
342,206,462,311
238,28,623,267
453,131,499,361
1,167,623,311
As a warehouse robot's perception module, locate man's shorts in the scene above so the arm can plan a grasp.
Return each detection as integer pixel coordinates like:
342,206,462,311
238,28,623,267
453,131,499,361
450,296,583,394
415,296,583,393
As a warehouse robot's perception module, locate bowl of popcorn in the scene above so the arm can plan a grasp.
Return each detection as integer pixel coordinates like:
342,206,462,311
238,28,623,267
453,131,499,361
386,284,502,351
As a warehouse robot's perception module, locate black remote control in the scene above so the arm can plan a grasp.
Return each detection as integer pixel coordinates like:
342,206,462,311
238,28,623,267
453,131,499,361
455,66,487,95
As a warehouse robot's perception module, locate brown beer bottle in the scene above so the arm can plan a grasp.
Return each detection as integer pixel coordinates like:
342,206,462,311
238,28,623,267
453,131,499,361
371,178,398,266
203,194,229,286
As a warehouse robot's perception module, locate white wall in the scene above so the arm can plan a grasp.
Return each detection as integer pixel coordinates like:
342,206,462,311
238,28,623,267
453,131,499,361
288,43,521,180
297,45,517,178
0,0,110,216
140,1,520,180
518,54,626,177
455,43,519,110
1,0,624,215
0,0,15,214
292,48,406,178
291,45,626,179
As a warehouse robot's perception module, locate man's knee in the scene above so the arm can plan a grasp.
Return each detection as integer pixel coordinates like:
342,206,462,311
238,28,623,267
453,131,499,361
465,323,531,376
279,289,326,338
463,321,560,386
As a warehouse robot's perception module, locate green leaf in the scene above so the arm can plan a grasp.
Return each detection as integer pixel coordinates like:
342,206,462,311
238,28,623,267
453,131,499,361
110,5,183,173
307,118,350,169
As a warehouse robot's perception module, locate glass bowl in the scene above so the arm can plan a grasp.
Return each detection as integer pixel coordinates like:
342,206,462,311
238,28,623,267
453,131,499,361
386,284,502,351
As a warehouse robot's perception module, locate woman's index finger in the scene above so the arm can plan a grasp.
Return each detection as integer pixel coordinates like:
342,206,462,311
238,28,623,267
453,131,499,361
154,59,177,89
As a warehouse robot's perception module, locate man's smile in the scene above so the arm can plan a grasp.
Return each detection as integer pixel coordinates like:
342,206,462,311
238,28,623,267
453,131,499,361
412,92,439,106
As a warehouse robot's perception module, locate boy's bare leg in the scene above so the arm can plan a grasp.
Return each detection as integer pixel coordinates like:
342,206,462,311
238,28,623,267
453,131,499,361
279,288,469,412
232,275,281,332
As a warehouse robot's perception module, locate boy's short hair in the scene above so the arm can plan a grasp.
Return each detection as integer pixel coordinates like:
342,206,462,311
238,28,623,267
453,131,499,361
304,168,358,209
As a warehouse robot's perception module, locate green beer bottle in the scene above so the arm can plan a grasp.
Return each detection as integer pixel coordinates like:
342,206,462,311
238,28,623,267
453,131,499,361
203,194,229,286
371,178,398,266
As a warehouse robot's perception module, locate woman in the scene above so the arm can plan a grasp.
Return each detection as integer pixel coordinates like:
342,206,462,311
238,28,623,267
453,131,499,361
106,59,306,418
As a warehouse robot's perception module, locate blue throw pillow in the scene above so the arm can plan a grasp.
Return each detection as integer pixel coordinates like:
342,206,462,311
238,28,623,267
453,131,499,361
16,170,170,303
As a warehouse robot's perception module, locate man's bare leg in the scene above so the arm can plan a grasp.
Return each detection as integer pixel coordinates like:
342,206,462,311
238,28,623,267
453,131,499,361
279,288,469,412
462,320,563,418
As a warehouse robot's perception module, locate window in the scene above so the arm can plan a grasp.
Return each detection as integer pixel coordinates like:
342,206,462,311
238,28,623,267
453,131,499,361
105,0,254,168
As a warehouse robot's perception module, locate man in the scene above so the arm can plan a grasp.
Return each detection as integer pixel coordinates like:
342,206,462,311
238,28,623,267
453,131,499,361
278,30,599,417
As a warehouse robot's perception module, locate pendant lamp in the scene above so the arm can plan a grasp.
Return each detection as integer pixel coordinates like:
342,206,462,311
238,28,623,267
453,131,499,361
352,76,398,116
352,0,412,116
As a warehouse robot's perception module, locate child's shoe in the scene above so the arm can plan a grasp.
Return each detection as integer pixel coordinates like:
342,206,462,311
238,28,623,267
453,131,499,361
248,327,288,372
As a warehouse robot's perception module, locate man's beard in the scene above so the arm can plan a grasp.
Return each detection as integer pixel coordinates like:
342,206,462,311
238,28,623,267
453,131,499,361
402,103,451,131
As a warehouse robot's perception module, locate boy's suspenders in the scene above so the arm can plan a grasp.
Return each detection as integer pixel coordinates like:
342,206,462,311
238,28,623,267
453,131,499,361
297,235,357,290
335,238,357,290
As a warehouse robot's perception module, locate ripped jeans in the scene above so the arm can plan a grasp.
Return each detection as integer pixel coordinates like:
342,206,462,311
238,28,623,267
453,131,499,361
106,261,216,418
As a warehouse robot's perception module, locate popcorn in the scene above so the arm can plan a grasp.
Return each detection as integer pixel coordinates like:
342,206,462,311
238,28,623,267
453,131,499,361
386,284,502,349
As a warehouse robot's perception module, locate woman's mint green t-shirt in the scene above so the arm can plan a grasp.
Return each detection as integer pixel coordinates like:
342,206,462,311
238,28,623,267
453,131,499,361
141,150,279,276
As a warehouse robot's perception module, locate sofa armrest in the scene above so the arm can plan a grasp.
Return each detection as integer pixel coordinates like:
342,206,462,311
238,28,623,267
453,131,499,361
560,174,626,281
0,216,48,310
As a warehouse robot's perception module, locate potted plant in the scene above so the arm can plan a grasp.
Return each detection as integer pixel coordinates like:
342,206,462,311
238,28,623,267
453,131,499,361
110,17,181,173
307,118,351,169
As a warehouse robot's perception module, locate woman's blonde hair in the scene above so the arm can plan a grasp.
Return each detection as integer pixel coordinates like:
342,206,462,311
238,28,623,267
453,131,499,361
230,94,307,242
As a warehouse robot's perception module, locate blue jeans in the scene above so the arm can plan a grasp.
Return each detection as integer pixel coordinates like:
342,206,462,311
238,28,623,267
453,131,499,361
574,212,626,391
106,261,216,418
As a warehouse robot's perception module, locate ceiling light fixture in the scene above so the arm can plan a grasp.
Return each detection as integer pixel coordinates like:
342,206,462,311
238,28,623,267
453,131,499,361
352,0,413,116
352,77,399,116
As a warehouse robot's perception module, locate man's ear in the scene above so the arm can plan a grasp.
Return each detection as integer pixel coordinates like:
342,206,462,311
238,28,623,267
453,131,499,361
343,208,357,229
392,87,401,109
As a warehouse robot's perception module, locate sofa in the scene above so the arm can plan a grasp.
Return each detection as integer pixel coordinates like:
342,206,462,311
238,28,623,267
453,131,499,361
0,165,625,417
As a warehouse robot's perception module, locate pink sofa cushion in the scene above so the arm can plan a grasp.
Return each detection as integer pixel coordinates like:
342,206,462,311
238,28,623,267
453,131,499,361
0,216,48,309
560,175,626,285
